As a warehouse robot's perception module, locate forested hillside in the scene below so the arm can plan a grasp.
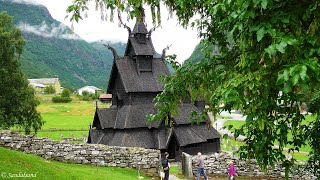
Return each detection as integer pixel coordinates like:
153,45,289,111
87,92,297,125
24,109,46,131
184,43,206,64
0,0,126,89
184,42,218,65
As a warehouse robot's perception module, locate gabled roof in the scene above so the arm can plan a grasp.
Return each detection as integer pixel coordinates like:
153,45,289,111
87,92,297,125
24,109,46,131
94,104,211,129
125,22,155,56
28,78,59,85
78,86,101,91
173,104,205,125
29,83,46,88
90,128,158,149
89,123,220,149
132,22,148,34
174,124,220,146
127,36,155,55
108,57,170,93
154,128,172,149
94,104,161,129
99,94,112,99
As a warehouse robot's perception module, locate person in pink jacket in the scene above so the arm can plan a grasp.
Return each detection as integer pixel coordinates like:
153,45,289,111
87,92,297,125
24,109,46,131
228,161,236,180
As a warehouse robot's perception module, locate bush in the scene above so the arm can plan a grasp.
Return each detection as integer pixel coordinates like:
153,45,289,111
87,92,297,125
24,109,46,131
61,88,71,98
80,90,98,101
52,96,72,103
44,85,56,94
81,96,92,101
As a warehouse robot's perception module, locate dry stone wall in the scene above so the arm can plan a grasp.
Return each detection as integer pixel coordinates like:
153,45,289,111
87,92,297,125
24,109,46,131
0,131,160,176
188,152,317,180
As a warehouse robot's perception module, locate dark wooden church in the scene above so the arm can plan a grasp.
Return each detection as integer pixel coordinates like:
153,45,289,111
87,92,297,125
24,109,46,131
88,22,220,159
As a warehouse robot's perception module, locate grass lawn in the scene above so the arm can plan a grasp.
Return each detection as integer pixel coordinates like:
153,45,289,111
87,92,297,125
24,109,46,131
0,147,150,180
169,164,185,179
223,120,244,130
36,131,88,141
38,101,96,129
12,95,108,140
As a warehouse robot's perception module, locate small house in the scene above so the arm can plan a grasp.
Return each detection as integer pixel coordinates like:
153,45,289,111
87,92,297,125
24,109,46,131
28,78,61,94
99,94,112,103
77,86,101,95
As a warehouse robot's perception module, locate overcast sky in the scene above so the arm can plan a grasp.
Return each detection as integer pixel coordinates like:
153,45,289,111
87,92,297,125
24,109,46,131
19,0,201,63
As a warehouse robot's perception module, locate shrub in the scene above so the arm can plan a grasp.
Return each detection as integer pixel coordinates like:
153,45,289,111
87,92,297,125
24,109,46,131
61,88,71,98
44,85,56,94
52,96,72,103
80,90,98,101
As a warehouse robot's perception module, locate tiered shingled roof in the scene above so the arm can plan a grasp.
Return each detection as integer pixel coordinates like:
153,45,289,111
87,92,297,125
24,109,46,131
107,57,169,93
88,22,220,152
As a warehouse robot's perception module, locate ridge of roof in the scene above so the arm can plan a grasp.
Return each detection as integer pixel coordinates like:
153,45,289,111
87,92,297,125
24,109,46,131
132,22,148,34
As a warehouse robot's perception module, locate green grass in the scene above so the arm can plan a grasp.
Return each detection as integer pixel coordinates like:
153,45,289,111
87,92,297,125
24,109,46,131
36,131,88,141
11,95,107,140
223,120,244,130
169,164,186,179
0,147,150,180
170,164,179,174
38,101,95,129
221,138,244,152
24,95,100,140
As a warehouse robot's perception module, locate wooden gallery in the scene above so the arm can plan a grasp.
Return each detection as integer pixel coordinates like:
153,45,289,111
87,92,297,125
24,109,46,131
88,22,220,159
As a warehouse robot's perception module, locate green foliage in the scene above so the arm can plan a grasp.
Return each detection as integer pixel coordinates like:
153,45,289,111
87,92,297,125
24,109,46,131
79,91,99,101
51,96,72,103
68,0,320,178
61,88,71,98
0,12,43,134
66,0,161,25
44,85,56,94
51,88,72,103
184,42,217,64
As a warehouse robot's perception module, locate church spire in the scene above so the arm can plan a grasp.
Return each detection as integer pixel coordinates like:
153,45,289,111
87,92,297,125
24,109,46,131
124,22,155,56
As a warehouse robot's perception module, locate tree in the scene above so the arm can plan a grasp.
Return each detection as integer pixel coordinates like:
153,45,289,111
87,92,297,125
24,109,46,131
67,0,320,177
0,12,43,134
61,88,71,98
44,85,56,94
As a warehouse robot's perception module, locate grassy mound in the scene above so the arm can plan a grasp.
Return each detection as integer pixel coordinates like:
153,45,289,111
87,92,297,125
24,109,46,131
0,147,149,180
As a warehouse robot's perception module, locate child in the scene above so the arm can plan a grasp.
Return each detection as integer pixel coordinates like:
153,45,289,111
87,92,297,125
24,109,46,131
228,161,236,180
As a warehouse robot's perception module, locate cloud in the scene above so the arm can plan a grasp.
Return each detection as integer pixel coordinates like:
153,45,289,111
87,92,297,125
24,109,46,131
17,21,81,40
5,0,42,6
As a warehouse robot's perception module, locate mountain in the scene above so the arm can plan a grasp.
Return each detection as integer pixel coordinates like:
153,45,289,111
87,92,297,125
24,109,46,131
184,42,218,64
0,0,126,89
184,43,206,64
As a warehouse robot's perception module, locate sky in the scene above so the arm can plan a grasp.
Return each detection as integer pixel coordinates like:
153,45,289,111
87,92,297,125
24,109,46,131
14,0,201,63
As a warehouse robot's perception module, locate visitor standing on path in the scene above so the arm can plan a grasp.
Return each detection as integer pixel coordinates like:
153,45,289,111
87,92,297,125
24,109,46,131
162,152,170,180
228,161,236,180
196,152,208,180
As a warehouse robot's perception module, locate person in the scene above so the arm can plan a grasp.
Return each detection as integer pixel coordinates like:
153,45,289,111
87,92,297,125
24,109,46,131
228,161,236,180
161,152,170,180
196,152,208,180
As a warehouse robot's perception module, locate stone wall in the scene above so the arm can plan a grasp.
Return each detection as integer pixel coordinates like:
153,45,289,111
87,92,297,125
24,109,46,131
0,131,160,176
188,151,317,180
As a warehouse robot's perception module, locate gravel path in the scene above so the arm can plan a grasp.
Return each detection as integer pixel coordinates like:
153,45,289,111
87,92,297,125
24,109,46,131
169,174,183,180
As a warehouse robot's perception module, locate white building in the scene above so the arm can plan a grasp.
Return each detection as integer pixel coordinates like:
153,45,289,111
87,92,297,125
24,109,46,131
77,86,101,95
